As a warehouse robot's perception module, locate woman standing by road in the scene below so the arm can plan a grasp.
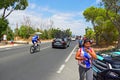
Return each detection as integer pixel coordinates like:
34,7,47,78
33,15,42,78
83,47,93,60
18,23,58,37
75,39,97,80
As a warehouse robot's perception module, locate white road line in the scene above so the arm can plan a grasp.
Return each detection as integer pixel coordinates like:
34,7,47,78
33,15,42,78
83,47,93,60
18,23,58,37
3,45,50,51
56,45,77,74
40,46,50,50
65,45,77,63
5,48,11,50
57,64,65,74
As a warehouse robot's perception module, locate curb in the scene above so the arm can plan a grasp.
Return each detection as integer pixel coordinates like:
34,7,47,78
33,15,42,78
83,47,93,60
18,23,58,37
0,40,52,48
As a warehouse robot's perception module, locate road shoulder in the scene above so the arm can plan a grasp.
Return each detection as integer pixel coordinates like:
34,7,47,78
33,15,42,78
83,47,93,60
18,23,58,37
49,46,79,80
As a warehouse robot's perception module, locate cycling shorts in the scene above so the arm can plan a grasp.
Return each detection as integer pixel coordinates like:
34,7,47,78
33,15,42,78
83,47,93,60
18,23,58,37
32,40,37,44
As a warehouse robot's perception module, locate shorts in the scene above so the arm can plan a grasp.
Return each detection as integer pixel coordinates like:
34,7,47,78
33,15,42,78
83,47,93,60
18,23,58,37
79,65,93,80
32,40,37,44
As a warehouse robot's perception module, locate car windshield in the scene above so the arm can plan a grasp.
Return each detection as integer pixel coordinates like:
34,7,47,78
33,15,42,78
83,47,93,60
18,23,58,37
99,51,120,57
55,38,62,41
114,48,120,52
111,52,120,57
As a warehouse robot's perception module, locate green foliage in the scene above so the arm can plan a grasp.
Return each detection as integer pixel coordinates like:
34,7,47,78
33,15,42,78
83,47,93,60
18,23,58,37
14,27,19,37
83,6,98,23
7,27,14,40
101,0,120,47
85,28,95,39
0,0,28,40
50,28,72,38
0,0,28,19
83,7,108,26
0,0,28,9
39,28,72,40
18,25,35,39
50,28,61,38
83,6,118,45
64,29,72,37
0,18,9,38
102,0,120,14
102,20,118,43
40,29,49,39
2,26,14,40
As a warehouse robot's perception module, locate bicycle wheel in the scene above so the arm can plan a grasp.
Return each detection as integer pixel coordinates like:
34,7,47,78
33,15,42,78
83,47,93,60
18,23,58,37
30,46,35,54
36,45,40,52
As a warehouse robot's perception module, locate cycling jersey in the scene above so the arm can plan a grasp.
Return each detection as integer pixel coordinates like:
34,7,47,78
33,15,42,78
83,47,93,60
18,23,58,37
32,35,39,44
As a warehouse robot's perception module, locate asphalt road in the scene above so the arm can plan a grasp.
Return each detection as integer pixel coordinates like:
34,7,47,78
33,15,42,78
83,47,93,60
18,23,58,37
0,41,78,80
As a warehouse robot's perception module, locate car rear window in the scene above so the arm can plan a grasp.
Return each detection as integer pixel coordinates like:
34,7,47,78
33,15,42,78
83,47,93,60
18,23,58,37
55,39,62,41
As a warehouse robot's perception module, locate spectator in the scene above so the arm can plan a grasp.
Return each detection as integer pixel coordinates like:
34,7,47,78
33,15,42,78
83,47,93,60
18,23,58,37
75,39,97,80
83,35,88,41
78,36,83,48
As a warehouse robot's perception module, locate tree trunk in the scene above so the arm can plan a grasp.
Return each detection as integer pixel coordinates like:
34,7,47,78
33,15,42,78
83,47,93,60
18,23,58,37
4,9,14,19
116,32,120,48
111,19,120,48
2,8,14,19
95,33,99,45
2,8,7,19
92,21,99,45
106,11,120,48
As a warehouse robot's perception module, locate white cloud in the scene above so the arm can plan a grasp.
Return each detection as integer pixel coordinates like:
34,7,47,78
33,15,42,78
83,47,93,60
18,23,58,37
52,13,74,21
38,6,59,14
96,0,102,4
51,12,88,35
29,3,37,9
6,10,43,30
0,3,90,36
90,0,102,6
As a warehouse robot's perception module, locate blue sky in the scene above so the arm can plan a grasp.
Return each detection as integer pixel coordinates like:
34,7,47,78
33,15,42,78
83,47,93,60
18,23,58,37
27,0,99,18
3,0,102,36
29,0,98,11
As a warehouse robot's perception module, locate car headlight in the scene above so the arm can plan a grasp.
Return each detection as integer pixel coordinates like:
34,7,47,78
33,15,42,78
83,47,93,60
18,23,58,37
107,71,119,77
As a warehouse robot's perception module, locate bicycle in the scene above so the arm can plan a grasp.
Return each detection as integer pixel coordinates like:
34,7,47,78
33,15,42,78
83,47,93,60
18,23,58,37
30,42,40,54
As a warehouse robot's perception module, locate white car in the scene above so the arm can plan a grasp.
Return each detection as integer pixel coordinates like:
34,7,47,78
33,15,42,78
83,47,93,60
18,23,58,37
71,37,76,41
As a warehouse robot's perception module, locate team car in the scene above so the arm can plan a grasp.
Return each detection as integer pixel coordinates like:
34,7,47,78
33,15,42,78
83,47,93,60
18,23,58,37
93,49,120,80
52,38,70,48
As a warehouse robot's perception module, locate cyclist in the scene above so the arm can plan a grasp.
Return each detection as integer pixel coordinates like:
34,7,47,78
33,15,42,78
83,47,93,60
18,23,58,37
32,34,40,47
